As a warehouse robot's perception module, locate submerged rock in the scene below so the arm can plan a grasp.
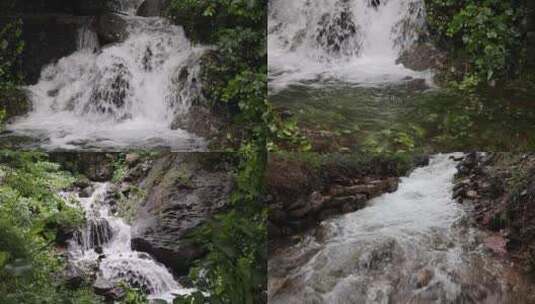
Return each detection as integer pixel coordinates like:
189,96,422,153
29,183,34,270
93,277,125,301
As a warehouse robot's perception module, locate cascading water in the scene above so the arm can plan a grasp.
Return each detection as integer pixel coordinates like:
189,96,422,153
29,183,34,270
66,183,192,302
6,0,207,151
269,155,530,303
268,0,430,90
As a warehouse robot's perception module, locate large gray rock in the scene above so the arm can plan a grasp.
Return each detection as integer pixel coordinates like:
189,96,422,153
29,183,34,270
93,277,126,301
136,0,167,17
96,13,128,45
131,153,234,275
396,43,446,71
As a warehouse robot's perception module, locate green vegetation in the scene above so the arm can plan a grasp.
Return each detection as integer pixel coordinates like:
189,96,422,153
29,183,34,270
0,19,24,92
0,151,104,304
425,0,525,89
165,1,268,303
167,0,268,149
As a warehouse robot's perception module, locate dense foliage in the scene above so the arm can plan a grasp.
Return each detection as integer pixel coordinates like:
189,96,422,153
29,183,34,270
0,151,104,304
167,0,268,149
0,16,25,125
425,0,525,88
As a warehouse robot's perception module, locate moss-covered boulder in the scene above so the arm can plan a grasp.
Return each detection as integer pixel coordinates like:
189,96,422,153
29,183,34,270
0,88,31,121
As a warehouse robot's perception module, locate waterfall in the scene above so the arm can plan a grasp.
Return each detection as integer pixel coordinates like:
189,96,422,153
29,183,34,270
268,0,429,90
66,183,192,302
77,23,100,51
6,4,207,151
269,155,518,303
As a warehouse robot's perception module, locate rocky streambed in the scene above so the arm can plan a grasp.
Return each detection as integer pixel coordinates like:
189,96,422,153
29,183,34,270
268,153,535,304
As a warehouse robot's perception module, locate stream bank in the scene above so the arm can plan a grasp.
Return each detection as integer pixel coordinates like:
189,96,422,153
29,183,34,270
453,152,535,283
267,152,429,250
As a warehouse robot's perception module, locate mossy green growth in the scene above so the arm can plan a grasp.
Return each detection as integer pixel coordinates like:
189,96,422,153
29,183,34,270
0,151,103,303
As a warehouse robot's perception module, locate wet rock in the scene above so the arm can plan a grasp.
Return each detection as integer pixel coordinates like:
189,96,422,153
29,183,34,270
396,43,446,71
136,0,166,17
79,185,95,198
329,178,398,198
413,155,430,167
327,195,367,211
96,13,128,45
50,153,115,181
93,277,125,301
131,153,233,274
74,175,92,189
95,246,104,255
415,269,434,288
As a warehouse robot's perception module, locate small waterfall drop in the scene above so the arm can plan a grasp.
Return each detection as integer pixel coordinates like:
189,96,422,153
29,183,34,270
269,155,525,303
67,183,192,302
6,1,207,150
77,23,100,51
268,0,429,90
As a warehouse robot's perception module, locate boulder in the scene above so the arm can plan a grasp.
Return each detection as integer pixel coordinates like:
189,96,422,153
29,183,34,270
74,175,92,188
50,153,116,181
0,88,32,121
131,153,234,275
136,0,167,17
79,185,94,198
96,13,128,45
93,277,125,301
396,43,446,71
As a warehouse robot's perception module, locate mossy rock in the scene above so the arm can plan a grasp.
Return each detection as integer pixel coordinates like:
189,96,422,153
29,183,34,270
0,88,31,122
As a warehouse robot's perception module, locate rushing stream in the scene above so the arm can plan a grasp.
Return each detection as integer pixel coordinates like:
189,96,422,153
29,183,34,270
65,183,192,302
4,0,207,151
269,155,532,304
